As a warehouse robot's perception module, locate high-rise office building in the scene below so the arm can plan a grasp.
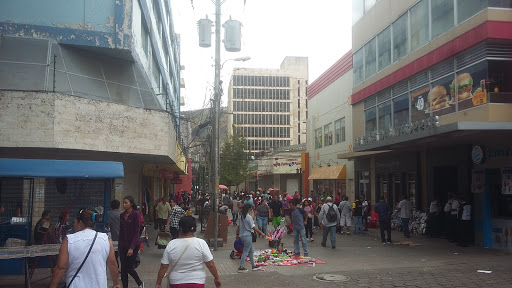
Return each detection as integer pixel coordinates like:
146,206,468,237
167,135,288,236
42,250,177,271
228,57,308,153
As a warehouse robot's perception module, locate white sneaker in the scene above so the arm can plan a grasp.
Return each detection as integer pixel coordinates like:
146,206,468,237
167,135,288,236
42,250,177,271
310,238,314,242
138,282,144,288
306,238,310,241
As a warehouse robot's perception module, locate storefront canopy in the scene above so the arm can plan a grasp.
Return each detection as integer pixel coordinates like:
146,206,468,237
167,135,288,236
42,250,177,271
0,158,124,178
308,165,346,180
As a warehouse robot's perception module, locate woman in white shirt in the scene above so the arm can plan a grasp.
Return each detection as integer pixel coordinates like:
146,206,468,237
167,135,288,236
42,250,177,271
49,209,120,288
155,216,221,288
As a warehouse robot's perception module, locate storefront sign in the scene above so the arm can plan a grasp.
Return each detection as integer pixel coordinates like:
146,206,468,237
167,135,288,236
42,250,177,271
273,158,301,174
356,116,440,147
472,146,484,164
471,146,512,165
502,168,512,195
492,219,512,251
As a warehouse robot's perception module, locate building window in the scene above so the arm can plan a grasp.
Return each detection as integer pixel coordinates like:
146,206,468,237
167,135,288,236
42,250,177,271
334,118,346,143
431,0,454,39
378,101,392,131
315,128,323,149
392,13,408,63
324,123,333,146
393,94,409,128
141,18,149,57
353,48,364,85
410,0,429,52
364,37,377,79
365,107,377,136
377,26,391,71
352,0,365,25
458,0,486,24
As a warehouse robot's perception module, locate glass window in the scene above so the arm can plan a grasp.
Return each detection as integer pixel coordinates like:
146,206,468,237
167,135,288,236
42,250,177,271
410,0,429,52
324,123,333,146
431,0,454,39
352,0,364,25
392,13,408,63
458,0,486,23
489,0,512,8
393,94,409,128
364,38,377,79
353,48,364,85
410,85,430,122
378,101,392,131
377,26,392,71
365,107,377,136
315,128,323,149
365,0,377,13
334,118,346,143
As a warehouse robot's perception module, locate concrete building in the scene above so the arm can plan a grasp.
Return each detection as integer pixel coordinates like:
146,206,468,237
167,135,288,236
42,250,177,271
0,0,185,229
306,51,354,200
227,57,308,153
347,0,512,249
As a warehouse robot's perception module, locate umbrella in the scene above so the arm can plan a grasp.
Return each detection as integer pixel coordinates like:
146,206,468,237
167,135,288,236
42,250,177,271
219,184,228,190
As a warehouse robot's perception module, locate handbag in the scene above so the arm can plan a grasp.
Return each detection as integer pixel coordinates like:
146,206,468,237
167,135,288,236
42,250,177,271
66,231,98,288
165,238,195,278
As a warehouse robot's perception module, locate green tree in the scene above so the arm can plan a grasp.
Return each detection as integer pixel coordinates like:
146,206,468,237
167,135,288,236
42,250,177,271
219,131,250,187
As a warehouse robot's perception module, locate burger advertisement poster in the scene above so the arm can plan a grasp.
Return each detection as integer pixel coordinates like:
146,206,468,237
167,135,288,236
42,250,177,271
411,62,488,122
455,62,488,111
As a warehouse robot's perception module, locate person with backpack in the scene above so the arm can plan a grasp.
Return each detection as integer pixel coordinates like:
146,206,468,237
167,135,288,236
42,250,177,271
318,197,340,249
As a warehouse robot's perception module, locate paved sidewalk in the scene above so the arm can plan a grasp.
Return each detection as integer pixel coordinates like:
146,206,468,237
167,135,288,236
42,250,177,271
3,214,512,287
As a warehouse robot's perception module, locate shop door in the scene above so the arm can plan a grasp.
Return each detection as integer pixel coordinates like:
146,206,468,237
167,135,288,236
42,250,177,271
434,166,458,203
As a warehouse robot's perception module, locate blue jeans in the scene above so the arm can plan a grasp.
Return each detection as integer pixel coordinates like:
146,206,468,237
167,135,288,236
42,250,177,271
401,217,410,237
321,225,337,247
354,216,363,234
240,234,255,268
293,229,309,256
256,216,268,235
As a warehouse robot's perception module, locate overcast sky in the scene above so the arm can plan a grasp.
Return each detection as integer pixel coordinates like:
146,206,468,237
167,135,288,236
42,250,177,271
172,0,353,111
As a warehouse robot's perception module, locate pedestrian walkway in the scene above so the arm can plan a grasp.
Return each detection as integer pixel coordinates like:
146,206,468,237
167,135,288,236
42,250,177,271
4,212,512,287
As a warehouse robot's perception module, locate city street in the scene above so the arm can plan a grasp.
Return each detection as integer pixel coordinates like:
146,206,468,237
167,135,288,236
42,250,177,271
3,215,512,288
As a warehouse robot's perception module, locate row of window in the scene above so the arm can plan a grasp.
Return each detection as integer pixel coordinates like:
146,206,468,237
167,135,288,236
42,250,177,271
247,139,291,152
233,75,290,88
233,100,290,113
241,126,291,139
233,113,291,126
315,118,346,149
353,0,510,86
232,88,291,100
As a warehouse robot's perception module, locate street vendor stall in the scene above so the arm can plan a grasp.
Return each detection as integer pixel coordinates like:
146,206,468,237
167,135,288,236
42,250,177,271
0,158,124,287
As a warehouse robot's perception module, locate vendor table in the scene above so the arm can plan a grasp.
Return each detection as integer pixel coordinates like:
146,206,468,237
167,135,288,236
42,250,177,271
0,241,118,288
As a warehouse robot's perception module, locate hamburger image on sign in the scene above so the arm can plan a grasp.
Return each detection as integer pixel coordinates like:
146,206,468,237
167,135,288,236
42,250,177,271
450,73,473,101
427,85,450,112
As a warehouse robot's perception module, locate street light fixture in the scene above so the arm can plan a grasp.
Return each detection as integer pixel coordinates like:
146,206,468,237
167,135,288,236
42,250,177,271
220,56,251,69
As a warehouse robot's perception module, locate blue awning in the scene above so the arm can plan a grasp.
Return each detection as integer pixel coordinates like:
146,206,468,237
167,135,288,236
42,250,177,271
0,159,124,178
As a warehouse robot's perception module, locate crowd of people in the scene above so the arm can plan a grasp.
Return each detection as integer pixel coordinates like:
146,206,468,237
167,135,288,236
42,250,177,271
39,187,472,288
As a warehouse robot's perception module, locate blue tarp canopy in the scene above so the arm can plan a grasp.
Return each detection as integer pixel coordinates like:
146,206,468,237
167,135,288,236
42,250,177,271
0,158,124,178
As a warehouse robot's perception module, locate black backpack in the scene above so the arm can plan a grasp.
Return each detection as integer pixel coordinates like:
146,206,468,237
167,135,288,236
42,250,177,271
326,204,337,223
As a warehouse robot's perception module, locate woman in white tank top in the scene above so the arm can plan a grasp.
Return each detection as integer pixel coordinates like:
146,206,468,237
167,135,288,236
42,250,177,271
49,209,120,288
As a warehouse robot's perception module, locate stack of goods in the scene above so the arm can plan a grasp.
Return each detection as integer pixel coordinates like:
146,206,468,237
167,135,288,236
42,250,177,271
247,249,326,267
268,227,285,248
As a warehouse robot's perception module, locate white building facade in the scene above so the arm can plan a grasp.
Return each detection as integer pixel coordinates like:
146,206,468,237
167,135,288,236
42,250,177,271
227,57,308,153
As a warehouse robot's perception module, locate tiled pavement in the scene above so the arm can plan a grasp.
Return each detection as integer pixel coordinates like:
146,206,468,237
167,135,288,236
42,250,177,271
3,214,512,287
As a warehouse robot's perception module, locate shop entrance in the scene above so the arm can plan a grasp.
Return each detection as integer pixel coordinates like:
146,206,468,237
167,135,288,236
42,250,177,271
433,166,458,202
